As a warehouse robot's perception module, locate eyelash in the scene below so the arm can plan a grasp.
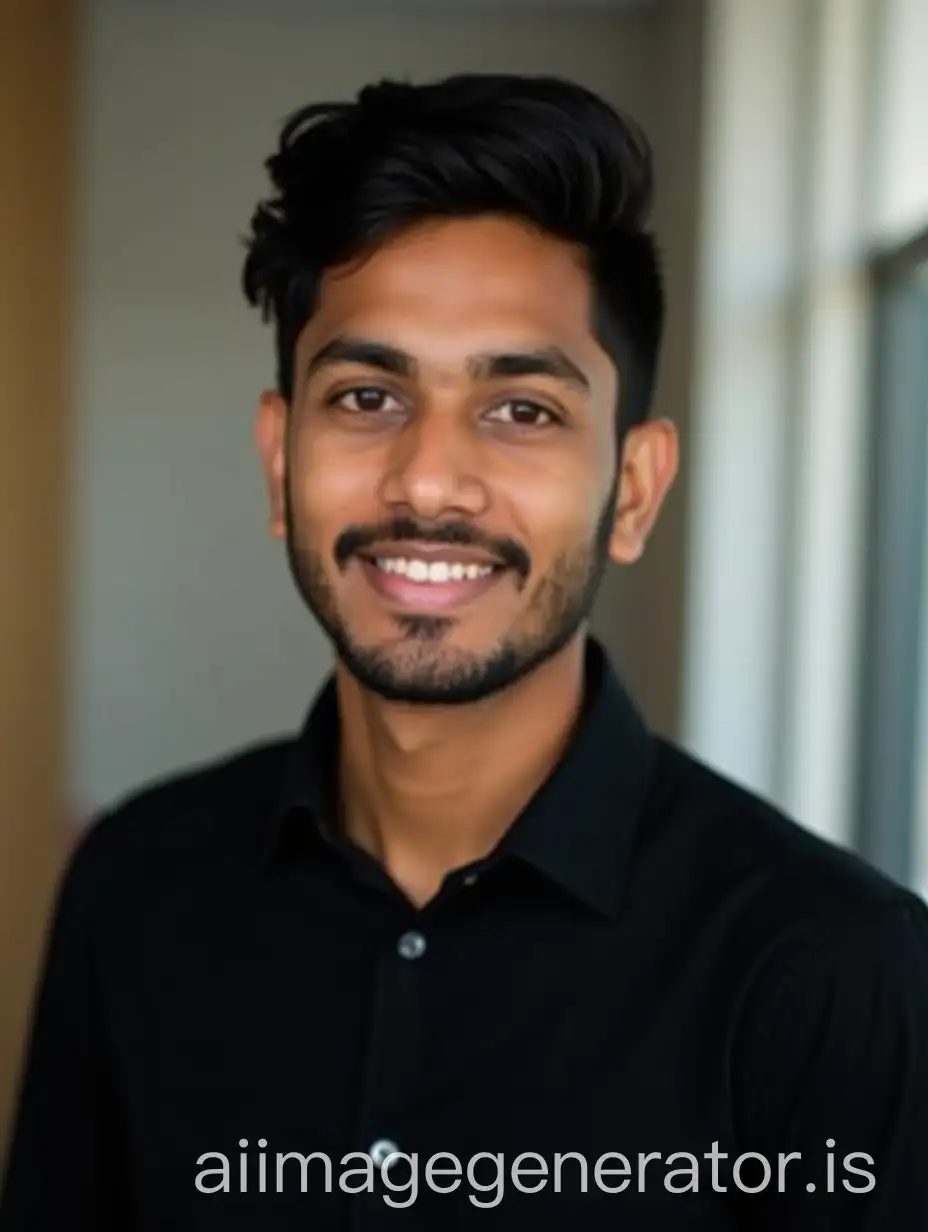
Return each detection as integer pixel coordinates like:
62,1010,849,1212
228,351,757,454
327,386,562,427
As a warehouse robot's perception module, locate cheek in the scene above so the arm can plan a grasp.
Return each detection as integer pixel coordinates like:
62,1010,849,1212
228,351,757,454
509,466,608,556
290,429,382,532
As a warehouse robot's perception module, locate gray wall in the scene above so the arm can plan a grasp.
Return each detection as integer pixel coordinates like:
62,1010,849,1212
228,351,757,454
69,0,703,815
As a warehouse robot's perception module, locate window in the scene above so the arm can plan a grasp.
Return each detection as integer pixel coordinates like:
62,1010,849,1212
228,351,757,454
855,229,928,890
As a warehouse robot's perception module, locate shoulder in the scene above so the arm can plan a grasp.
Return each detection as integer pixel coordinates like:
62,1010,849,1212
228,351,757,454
647,740,928,1045
641,736,928,1030
645,744,928,1129
64,736,295,899
648,736,923,926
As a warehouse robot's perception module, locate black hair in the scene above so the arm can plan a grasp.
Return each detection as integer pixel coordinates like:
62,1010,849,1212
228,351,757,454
241,73,663,437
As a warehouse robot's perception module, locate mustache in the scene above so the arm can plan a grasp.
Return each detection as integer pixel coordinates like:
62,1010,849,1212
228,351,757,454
334,517,531,577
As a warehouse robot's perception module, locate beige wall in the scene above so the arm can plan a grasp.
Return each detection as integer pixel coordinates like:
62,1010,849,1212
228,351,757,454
0,0,76,1157
592,0,705,735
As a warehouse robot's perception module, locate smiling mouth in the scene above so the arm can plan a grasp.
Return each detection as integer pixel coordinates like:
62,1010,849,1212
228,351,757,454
373,555,496,583
355,549,508,613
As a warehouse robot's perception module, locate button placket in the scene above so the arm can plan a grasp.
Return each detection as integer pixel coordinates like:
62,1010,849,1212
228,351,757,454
348,921,430,1223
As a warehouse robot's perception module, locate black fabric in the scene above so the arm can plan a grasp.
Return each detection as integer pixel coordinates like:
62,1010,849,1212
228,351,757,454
2,637,927,1230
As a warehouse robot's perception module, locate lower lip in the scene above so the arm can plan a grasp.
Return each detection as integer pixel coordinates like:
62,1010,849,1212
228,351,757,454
357,557,505,613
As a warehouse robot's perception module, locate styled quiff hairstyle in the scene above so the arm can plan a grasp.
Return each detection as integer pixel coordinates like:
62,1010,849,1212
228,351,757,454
242,73,663,437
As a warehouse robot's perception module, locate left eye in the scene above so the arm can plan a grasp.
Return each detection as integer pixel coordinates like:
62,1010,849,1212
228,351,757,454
335,388,402,414
488,400,557,427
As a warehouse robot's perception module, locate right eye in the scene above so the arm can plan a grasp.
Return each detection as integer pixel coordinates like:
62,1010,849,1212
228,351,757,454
330,387,403,415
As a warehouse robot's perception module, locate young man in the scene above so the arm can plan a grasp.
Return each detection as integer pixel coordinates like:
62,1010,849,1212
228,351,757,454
2,74,926,1230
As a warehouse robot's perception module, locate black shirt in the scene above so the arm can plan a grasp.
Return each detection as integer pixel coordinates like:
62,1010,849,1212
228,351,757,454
2,637,927,1230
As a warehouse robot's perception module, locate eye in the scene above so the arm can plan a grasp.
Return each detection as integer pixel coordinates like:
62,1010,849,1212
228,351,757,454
487,399,559,428
330,386,403,414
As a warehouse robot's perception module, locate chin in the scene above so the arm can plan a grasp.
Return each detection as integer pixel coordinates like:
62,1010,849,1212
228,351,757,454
335,623,569,708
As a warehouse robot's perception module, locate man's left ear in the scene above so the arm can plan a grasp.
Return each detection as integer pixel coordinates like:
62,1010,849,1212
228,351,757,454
608,418,679,565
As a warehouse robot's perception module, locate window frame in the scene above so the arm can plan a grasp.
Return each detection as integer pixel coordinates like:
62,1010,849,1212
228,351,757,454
854,226,928,884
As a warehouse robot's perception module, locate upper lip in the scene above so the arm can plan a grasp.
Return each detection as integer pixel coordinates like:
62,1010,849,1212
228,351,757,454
359,542,503,567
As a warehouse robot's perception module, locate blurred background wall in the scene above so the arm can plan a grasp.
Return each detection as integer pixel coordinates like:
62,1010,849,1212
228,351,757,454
2,0,927,1158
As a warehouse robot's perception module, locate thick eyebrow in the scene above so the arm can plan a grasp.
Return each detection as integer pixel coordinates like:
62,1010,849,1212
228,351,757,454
305,337,417,382
468,347,591,395
305,336,591,395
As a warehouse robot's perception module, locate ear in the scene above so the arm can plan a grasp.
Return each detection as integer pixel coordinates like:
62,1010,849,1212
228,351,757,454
254,390,288,539
608,418,679,565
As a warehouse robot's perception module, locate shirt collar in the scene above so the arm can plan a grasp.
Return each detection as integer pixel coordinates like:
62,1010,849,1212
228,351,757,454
262,636,658,919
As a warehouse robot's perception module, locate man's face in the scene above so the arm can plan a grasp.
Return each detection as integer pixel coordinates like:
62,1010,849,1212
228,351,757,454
257,215,670,704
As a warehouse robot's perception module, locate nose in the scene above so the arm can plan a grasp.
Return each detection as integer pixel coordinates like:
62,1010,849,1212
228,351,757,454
378,409,490,521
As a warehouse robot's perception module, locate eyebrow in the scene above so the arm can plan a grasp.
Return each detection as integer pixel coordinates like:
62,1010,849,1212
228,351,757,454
471,347,591,395
306,338,415,381
305,336,591,395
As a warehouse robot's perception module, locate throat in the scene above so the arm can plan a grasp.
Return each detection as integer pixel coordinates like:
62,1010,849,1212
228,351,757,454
334,633,587,901
341,768,508,885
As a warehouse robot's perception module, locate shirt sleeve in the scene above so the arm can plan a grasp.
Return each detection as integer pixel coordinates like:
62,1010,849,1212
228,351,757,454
0,821,129,1230
730,893,928,1229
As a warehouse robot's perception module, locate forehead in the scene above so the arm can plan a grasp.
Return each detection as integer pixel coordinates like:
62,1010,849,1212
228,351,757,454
298,216,610,376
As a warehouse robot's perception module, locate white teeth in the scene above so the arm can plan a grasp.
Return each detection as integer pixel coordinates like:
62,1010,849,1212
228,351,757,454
374,557,494,583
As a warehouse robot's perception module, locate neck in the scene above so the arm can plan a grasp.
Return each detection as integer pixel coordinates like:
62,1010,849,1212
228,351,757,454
335,634,588,906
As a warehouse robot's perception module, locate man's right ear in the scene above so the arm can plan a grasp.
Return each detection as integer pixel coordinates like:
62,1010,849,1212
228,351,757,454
254,390,287,539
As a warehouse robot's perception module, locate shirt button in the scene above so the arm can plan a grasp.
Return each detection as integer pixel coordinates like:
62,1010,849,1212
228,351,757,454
397,930,427,960
369,1138,400,1168
462,872,479,886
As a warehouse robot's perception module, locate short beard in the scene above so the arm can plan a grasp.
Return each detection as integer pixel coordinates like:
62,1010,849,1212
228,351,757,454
283,477,617,706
